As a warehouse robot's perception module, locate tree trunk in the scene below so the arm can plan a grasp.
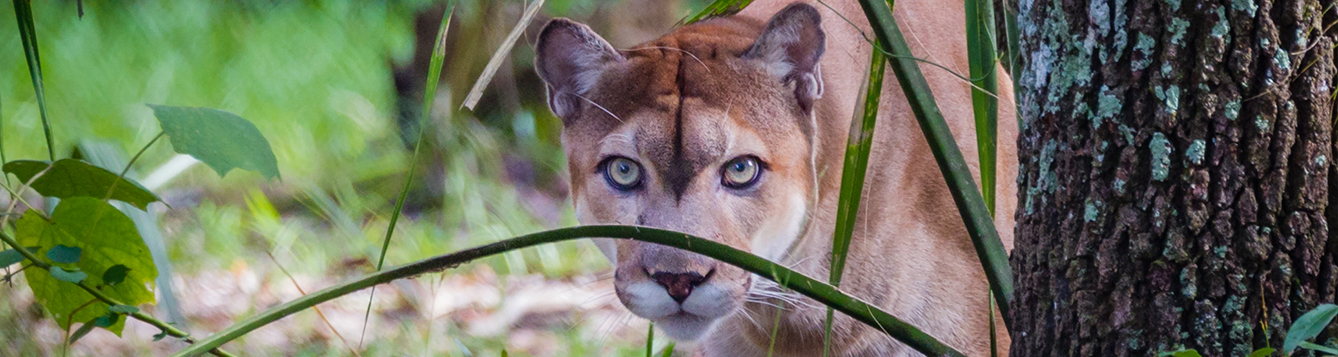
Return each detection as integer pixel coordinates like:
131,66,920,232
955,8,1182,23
1010,0,1337,355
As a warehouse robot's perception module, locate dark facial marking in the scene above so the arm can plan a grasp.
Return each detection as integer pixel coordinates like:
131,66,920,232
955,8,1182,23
664,56,693,200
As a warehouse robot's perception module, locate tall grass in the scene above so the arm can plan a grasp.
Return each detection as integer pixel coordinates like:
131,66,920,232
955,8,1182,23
362,1,455,348
823,39,886,357
856,0,1014,324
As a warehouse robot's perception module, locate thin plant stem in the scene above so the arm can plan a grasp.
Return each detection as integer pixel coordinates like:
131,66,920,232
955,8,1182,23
264,250,362,357
103,131,164,202
171,226,966,357
767,303,784,357
361,3,455,347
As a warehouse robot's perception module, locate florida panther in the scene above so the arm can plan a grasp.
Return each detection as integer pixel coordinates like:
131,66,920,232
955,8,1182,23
534,1,1017,355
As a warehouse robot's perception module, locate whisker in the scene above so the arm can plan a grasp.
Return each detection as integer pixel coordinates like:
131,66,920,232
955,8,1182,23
737,306,764,331
572,93,623,123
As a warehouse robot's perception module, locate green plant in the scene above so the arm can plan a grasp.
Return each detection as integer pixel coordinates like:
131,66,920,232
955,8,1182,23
3,0,1024,356
823,37,887,357
2,2,279,357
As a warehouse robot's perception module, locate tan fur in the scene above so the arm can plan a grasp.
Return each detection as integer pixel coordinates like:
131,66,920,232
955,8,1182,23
536,1,1017,355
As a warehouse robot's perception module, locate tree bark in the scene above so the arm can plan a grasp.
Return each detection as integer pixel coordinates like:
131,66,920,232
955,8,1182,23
1010,0,1337,355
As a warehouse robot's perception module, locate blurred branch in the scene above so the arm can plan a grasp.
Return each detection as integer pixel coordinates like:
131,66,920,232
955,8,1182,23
461,0,545,110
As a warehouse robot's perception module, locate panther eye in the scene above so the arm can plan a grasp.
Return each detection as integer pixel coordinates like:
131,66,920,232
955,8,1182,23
721,156,762,189
602,157,643,191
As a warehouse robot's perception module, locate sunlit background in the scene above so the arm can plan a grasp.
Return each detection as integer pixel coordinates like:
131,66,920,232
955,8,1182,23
0,0,714,355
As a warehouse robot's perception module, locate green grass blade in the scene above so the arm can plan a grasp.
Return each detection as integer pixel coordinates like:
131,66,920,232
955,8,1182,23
823,39,886,357
461,0,545,110
856,0,1014,328
361,1,454,348
966,0,999,214
767,303,782,357
989,291,998,357
12,0,55,161
1,91,7,186
171,226,966,357
645,323,654,357
685,0,754,24
1003,0,1021,92
659,342,675,357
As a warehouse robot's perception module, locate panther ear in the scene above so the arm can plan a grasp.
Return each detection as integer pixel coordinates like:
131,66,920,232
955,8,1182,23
743,3,825,113
535,18,623,124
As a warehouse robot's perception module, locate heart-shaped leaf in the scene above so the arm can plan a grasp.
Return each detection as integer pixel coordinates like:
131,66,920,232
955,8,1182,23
0,246,39,267
46,244,82,264
49,266,87,283
102,264,129,286
1246,347,1274,357
18,197,158,334
1285,304,1338,353
148,104,280,180
4,159,161,210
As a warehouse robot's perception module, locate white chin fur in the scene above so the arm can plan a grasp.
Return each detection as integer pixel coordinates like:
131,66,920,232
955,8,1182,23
621,281,681,319
654,312,717,340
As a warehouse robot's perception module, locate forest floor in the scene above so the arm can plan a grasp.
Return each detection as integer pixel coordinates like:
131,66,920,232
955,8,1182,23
0,1,689,356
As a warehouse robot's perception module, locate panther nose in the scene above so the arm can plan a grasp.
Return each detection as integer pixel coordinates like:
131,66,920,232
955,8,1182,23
651,270,710,303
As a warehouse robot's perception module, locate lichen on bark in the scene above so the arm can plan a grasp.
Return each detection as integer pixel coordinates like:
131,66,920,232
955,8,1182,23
1010,0,1337,356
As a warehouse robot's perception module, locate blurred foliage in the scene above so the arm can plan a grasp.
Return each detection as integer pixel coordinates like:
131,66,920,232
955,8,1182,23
0,0,727,355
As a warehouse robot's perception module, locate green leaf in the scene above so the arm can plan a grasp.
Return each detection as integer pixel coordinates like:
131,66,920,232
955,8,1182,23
825,38,887,357
68,318,99,344
1300,341,1338,355
4,159,162,210
147,104,280,180
856,0,1014,326
152,331,168,341
46,244,82,264
1247,347,1275,357
686,0,754,24
1285,304,1338,353
1157,349,1202,357
501,350,508,357
0,246,39,266
69,313,120,344
49,266,87,283
965,0,999,215
108,304,139,314
646,322,654,357
660,342,676,357
102,264,129,286
17,197,158,334
12,0,56,161
93,313,117,327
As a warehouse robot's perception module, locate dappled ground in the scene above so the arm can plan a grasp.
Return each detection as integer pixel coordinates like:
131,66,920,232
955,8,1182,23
2,255,657,356
0,0,706,355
